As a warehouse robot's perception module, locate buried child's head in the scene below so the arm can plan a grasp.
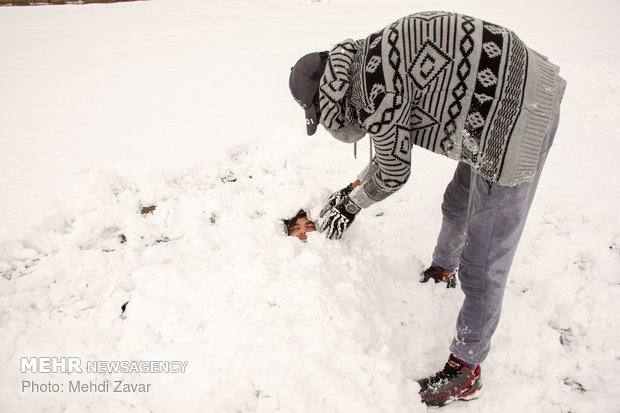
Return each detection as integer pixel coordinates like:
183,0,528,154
283,209,316,242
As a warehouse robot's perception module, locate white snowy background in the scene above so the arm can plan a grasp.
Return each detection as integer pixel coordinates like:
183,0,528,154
1,0,619,412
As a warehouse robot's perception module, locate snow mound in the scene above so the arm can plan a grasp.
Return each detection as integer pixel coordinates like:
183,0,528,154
2,130,619,412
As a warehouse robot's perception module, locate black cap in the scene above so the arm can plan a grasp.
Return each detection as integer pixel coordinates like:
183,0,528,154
289,51,329,136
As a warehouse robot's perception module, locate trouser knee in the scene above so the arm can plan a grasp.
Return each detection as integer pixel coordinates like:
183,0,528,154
441,189,468,224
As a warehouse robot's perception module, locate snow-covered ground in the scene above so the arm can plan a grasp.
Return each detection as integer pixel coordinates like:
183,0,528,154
1,0,619,412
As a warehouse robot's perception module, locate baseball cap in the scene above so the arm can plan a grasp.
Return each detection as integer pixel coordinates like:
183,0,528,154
289,51,329,135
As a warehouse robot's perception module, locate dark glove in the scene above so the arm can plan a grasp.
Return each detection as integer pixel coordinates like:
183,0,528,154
320,183,354,218
420,266,457,288
319,196,360,240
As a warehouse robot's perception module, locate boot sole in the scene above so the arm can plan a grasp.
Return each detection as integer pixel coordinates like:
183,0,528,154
425,381,484,408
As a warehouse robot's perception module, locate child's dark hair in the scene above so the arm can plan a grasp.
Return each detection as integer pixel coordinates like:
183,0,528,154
283,209,309,235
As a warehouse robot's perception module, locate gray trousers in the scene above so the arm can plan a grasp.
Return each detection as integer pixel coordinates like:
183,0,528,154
431,116,560,366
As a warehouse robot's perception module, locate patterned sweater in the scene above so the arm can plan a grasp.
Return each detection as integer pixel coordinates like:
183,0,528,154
318,11,566,208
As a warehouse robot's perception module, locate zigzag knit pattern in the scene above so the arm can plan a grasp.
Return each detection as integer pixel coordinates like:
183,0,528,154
318,11,563,208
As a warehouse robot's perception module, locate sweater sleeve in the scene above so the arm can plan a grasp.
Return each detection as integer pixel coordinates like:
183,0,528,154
349,93,413,209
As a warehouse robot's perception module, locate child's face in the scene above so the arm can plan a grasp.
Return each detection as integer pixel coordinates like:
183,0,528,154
289,217,316,242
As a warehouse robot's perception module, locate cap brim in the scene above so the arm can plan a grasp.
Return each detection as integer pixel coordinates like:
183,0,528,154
305,105,319,136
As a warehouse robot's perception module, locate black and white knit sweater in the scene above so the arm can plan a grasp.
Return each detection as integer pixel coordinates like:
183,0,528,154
318,11,566,209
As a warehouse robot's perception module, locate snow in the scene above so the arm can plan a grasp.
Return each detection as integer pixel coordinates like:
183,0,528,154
1,0,619,412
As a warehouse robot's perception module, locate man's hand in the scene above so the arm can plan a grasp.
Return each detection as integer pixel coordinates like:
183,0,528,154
420,266,457,288
320,183,353,217
320,180,361,218
319,196,359,240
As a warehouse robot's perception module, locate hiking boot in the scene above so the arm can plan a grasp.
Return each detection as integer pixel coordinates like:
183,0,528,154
420,266,457,288
418,354,483,407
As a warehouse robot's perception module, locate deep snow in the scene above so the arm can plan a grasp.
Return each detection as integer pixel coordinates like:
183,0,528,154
1,0,619,412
